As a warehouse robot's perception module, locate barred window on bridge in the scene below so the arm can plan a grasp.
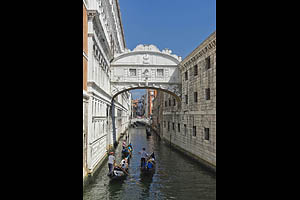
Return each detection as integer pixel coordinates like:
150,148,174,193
129,69,136,76
157,69,164,77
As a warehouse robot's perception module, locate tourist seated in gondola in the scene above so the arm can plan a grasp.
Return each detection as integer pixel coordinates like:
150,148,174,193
120,158,128,171
127,144,133,155
122,140,127,150
128,143,133,150
146,152,155,168
146,158,155,170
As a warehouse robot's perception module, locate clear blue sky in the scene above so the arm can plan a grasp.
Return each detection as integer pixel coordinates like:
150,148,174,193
118,0,216,99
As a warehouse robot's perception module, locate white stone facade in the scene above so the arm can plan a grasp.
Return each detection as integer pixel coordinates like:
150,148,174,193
84,0,131,178
111,44,182,99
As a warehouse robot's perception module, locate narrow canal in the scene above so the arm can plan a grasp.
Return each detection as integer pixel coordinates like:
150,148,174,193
83,127,216,200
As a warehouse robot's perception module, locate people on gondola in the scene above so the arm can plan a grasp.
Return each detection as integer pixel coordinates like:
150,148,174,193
146,152,155,169
128,142,133,150
120,158,128,171
122,140,126,150
139,148,149,168
127,143,133,155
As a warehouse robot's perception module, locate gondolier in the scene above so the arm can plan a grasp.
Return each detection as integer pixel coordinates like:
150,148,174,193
138,148,149,168
108,152,115,175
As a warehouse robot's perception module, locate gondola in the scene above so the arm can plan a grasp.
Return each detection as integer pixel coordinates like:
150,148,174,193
146,127,151,136
108,166,128,180
140,152,156,174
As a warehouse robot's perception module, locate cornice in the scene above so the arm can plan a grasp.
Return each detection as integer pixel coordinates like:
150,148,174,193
83,90,90,99
112,50,181,64
180,31,216,69
115,0,126,49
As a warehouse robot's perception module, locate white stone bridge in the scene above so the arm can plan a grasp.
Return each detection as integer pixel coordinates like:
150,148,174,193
130,118,150,126
110,44,182,101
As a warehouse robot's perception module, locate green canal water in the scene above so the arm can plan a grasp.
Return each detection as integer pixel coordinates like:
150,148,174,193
83,127,216,200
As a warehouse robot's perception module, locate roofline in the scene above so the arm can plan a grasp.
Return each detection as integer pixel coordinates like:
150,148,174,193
181,31,216,64
112,50,181,64
116,0,126,49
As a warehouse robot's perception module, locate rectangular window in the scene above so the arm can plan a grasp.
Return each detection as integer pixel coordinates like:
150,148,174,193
184,124,187,135
173,99,176,106
165,101,168,107
178,123,180,132
185,71,188,81
168,122,170,131
157,69,164,77
164,121,166,128
205,57,211,70
204,128,210,140
185,95,188,104
172,123,175,130
193,126,196,137
169,99,171,106
205,88,210,100
129,69,137,76
194,65,198,76
194,92,198,103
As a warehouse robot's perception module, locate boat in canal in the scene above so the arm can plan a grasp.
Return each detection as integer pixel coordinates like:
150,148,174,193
141,152,156,174
108,157,130,180
146,127,151,136
108,166,128,180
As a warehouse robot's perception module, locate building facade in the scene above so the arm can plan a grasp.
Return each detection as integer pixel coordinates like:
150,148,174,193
83,0,131,186
131,99,138,118
147,89,157,118
152,31,216,171
151,90,164,137
83,0,89,181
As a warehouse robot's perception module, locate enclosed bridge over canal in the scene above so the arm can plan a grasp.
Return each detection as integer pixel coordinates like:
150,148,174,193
110,44,182,145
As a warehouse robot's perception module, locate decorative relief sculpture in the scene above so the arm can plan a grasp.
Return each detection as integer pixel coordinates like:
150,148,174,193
143,69,149,77
143,54,150,64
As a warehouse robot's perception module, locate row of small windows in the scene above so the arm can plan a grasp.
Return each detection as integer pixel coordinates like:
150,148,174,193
165,98,176,107
163,121,210,140
129,69,164,77
184,56,211,81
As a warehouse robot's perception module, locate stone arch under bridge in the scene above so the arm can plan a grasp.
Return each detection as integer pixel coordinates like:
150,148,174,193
111,44,182,101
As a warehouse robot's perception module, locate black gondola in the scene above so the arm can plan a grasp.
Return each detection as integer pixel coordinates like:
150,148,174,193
108,166,128,180
146,127,151,136
140,152,155,174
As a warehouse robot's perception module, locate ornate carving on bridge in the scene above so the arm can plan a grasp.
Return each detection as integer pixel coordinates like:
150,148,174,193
143,54,150,64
